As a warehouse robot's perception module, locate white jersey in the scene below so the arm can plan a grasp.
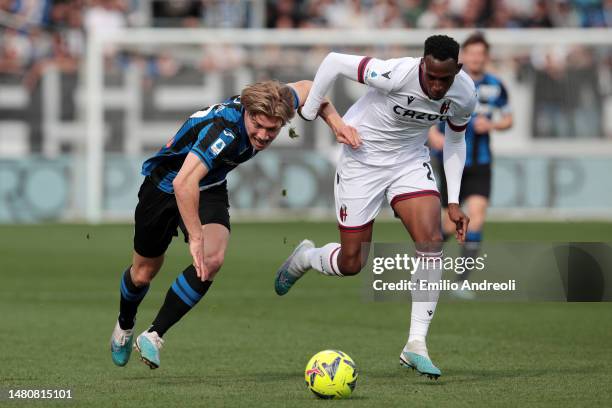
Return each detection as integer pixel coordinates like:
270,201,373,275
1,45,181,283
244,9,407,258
342,56,477,166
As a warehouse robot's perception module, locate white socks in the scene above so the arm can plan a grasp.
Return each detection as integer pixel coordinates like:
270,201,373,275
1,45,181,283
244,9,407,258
406,250,443,347
304,243,342,276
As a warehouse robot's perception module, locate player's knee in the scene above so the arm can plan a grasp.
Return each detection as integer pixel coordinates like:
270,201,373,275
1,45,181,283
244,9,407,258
416,230,443,254
131,263,159,286
339,255,364,276
469,217,484,231
204,252,225,276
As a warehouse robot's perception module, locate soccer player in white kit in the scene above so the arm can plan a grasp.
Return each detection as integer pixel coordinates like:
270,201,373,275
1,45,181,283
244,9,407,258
275,35,477,379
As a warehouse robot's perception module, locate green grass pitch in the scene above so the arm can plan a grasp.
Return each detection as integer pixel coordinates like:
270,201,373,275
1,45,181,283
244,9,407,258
1,221,611,407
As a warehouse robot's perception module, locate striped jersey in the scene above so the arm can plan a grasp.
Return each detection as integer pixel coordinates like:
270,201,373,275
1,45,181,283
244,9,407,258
141,96,255,193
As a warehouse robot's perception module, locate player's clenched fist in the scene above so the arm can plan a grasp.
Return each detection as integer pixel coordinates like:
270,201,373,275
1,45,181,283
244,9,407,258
333,124,362,149
447,203,470,243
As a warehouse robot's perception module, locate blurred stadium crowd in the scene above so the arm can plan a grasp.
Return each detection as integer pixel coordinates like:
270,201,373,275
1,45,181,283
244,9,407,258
3,0,612,31
0,0,610,142
0,1,611,223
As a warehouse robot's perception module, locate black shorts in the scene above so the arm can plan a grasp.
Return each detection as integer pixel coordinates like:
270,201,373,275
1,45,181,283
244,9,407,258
432,158,492,208
133,177,230,258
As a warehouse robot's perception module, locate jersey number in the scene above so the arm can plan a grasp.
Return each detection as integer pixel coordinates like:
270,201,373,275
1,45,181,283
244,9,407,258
423,162,434,181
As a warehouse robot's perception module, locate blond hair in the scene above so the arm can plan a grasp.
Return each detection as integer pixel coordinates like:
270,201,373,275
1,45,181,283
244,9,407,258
240,80,296,125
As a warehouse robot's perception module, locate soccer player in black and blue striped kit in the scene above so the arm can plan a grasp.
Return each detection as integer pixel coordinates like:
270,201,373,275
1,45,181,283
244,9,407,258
110,80,361,369
429,32,513,296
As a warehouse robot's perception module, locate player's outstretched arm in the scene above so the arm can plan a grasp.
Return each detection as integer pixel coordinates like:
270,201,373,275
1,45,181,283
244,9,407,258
300,52,402,121
299,53,364,121
318,99,361,149
443,125,469,242
288,80,361,149
173,152,209,280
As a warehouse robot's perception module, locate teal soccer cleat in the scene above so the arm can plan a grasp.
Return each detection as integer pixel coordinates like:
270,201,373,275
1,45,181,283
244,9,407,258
135,330,164,369
274,239,314,296
110,320,134,367
400,340,442,380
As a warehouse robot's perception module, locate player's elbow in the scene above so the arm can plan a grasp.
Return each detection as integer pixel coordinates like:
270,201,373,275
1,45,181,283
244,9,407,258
172,176,188,195
172,176,181,190
325,52,340,62
322,52,344,71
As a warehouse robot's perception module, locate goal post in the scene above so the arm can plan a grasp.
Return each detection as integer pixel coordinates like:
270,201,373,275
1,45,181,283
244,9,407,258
85,28,612,223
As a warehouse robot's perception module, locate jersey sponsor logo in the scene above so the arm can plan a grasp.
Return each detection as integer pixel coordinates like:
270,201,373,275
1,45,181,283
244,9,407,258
393,105,449,122
407,95,415,105
440,100,451,114
210,138,226,157
382,71,391,79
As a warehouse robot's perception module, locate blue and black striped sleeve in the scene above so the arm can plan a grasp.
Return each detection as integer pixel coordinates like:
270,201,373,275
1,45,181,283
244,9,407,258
495,81,511,113
288,86,300,110
190,120,237,170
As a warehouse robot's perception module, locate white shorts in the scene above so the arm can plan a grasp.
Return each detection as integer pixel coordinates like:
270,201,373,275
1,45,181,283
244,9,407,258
334,154,440,231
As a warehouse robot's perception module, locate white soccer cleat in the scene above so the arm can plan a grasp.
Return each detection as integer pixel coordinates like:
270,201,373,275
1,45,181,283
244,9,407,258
135,330,164,369
451,285,476,300
400,339,442,379
110,320,134,367
274,239,314,296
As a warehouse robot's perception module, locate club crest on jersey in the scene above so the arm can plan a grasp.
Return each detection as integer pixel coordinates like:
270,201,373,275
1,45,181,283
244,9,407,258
339,204,348,222
440,100,451,114
210,138,226,157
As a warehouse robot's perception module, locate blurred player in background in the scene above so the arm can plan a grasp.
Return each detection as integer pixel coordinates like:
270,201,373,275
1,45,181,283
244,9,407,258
429,32,513,298
275,35,477,379
110,80,360,369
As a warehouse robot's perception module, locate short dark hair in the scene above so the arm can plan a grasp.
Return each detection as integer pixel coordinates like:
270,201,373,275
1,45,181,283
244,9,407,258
462,31,490,52
424,35,460,62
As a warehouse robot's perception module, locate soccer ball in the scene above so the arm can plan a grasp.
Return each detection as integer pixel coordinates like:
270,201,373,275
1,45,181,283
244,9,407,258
304,350,358,399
